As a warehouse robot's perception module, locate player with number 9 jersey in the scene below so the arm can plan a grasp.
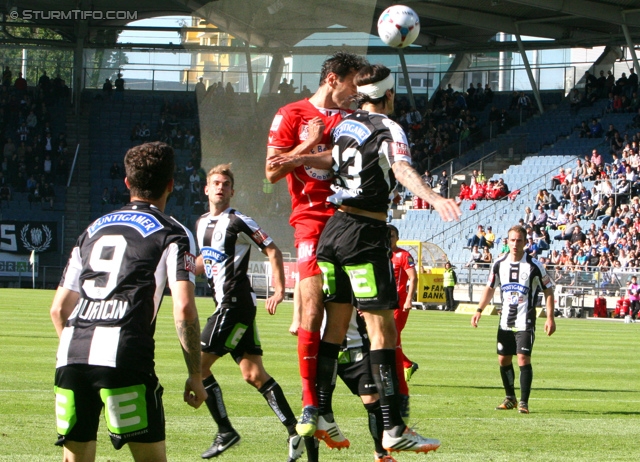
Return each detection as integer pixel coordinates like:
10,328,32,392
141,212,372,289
50,142,205,461
57,201,197,373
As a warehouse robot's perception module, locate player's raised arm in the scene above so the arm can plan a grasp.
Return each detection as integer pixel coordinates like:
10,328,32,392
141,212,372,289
392,160,461,222
171,280,206,408
263,242,285,315
471,285,496,328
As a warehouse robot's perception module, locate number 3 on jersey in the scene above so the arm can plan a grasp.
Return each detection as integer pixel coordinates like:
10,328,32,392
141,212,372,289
83,235,127,300
332,147,362,189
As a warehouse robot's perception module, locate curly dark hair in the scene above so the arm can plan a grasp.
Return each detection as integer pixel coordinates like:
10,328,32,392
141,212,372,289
124,142,174,200
318,51,368,86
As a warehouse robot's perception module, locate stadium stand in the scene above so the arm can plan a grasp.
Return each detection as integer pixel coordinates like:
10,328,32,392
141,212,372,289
0,80,69,278
85,90,201,227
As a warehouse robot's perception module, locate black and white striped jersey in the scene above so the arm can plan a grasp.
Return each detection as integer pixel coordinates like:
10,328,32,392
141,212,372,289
343,308,370,352
57,201,197,373
328,110,412,213
194,208,272,306
487,253,554,332
320,307,370,353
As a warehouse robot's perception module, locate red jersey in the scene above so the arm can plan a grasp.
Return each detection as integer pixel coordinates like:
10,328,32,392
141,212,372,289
391,248,415,300
268,99,349,228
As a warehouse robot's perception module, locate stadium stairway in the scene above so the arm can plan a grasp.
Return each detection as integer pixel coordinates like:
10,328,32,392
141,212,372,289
421,91,582,205
441,90,566,197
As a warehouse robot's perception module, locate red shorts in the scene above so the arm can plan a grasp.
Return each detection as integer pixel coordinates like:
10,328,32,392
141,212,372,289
297,239,321,280
293,211,333,280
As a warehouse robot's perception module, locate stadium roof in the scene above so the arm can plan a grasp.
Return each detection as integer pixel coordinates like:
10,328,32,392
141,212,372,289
2,0,640,55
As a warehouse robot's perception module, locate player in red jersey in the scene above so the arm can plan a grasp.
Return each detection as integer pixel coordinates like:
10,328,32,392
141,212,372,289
388,225,418,420
266,52,368,446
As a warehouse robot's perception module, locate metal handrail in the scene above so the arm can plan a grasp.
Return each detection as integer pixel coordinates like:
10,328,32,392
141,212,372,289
428,133,528,198
426,154,584,249
66,144,80,188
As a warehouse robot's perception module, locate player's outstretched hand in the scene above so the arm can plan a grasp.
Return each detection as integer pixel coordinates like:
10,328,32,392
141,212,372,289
544,318,556,336
431,196,462,222
265,291,284,315
184,377,207,409
471,311,481,328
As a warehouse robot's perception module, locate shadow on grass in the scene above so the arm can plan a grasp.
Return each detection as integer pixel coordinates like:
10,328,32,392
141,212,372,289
0,334,56,339
563,410,640,416
415,383,637,394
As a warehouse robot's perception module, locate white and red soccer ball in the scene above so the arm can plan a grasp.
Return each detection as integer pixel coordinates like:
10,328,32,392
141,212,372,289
377,5,421,48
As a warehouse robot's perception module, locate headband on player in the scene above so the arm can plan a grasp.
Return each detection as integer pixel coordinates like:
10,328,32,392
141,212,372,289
357,74,395,99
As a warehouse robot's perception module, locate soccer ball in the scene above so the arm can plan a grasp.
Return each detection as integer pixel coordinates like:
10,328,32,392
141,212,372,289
377,5,420,48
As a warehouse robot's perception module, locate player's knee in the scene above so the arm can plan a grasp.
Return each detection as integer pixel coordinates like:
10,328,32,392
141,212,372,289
242,369,266,388
301,304,323,330
360,393,378,405
242,371,258,387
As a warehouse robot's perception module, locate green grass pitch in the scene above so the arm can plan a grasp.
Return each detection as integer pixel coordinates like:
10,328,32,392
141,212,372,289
0,288,638,461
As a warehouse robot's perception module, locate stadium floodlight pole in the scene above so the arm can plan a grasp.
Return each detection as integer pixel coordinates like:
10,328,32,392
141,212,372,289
621,21,640,77
397,49,416,110
244,42,257,115
513,24,544,115
66,144,80,188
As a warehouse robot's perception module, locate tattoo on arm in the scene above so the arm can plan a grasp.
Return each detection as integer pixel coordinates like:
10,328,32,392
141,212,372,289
176,318,202,375
399,165,439,201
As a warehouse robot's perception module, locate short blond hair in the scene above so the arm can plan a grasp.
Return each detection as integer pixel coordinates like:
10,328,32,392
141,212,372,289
207,163,234,187
508,225,526,240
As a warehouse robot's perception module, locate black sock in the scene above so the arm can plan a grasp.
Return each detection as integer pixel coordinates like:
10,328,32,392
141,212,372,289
316,341,340,416
519,364,533,403
499,364,516,398
304,436,319,462
364,401,385,455
258,377,297,436
370,349,404,434
203,374,234,434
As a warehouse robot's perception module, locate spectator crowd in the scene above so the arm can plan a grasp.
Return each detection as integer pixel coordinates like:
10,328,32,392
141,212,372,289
0,67,70,209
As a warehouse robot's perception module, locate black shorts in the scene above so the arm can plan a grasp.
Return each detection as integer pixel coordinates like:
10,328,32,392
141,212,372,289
317,211,398,311
337,349,377,396
201,292,263,361
54,365,165,449
496,329,535,357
